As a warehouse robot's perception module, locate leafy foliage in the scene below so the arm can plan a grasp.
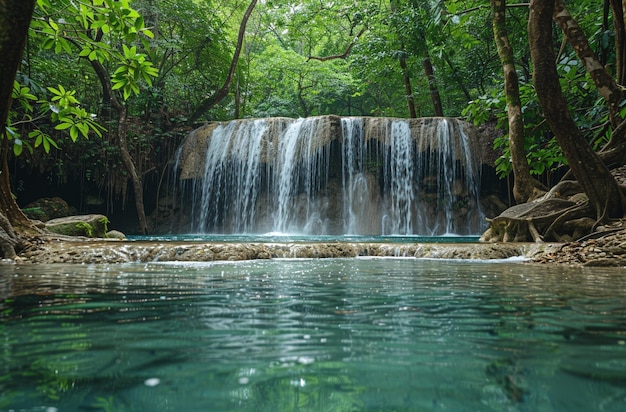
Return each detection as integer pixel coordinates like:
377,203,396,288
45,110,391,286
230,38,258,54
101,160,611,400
4,0,625,216
6,81,103,156
32,0,158,102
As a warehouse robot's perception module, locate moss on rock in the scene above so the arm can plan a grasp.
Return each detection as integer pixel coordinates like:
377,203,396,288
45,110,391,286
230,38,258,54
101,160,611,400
46,214,110,238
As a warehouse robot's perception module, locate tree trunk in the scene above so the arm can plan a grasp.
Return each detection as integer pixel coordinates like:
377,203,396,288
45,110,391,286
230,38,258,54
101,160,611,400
422,55,444,117
88,58,149,234
188,0,257,124
611,0,626,85
492,0,544,203
0,0,39,258
553,0,624,128
399,55,417,118
117,105,149,234
1,139,24,258
0,139,36,233
529,0,624,220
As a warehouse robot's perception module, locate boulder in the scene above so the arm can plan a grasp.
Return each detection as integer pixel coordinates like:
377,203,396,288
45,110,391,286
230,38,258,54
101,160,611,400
106,230,126,239
22,197,75,222
46,214,110,238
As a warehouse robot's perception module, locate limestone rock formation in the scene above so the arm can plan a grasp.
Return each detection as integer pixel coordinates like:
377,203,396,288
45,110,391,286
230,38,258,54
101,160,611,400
170,116,497,236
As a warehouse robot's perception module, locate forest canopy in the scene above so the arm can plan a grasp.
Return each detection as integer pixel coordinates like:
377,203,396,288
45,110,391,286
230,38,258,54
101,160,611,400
2,0,626,252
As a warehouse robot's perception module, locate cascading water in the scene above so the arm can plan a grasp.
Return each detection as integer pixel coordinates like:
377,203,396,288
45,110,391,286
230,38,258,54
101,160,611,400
194,119,267,233
385,120,415,234
273,117,331,233
178,116,485,236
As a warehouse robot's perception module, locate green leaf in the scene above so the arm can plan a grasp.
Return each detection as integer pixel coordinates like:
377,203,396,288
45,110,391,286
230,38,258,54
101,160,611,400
47,85,61,96
61,38,73,54
13,139,23,156
135,15,145,30
47,136,60,149
141,28,155,39
111,80,124,90
70,126,79,141
41,38,55,50
55,122,72,131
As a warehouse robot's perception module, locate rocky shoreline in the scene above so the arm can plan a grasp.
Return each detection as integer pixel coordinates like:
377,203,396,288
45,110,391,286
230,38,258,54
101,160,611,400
8,228,626,267
530,229,626,266
13,238,559,265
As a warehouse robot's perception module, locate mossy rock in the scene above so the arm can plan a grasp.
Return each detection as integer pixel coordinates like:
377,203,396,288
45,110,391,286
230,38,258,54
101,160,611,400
46,214,110,238
22,197,76,222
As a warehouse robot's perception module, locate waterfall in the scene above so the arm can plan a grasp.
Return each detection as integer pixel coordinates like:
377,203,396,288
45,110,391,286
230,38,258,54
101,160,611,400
178,116,485,235
273,117,331,233
341,117,365,234
414,118,484,235
385,120,415,234
194,119,267,233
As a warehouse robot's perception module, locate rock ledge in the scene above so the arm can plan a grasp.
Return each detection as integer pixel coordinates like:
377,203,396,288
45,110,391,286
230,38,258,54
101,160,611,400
16,239,558,265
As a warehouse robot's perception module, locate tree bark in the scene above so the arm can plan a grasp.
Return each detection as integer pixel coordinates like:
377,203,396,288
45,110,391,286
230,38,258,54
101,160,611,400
611,0,626,86
529,0,624,220
188,0,257,124
116,106,149,234
492,0,544,203
553,0,624,128
422,55,444,117
89,58,149,234
399,55,417,118
0,0,39,257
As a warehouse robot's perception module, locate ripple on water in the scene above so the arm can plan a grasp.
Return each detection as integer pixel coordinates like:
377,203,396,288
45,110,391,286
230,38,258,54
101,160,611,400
1,259,626,411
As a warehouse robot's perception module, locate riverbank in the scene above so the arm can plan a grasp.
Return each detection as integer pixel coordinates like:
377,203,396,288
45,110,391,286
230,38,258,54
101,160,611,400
14,238,556,264
9,227,626,266
530,228,626,266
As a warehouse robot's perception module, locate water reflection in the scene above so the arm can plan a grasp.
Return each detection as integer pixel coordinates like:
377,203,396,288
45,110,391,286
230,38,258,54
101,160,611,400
0,259,626,411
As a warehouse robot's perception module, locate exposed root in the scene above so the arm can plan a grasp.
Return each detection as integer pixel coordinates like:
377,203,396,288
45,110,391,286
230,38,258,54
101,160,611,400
481,188,600,242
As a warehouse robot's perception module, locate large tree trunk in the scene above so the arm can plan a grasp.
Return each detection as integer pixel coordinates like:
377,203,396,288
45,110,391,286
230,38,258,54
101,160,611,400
492,0,544,203
0,0,39,258
529,0,624,220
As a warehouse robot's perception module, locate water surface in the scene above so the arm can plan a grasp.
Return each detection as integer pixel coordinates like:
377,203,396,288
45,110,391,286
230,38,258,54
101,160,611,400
128,234,481,243
1,258,625,411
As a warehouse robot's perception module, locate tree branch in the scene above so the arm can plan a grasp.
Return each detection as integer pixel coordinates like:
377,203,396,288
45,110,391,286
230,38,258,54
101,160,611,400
307,27,367,62
188,0,257,124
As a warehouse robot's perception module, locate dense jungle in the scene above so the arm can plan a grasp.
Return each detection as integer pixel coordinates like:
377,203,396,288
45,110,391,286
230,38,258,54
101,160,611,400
2,0,626,261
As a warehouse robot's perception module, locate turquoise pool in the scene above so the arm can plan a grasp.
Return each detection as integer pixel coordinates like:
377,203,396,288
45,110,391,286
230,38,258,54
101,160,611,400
1,258,625,411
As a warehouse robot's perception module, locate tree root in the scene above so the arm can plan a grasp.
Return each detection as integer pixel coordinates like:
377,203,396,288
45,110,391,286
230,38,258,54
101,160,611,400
481,191,599,243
